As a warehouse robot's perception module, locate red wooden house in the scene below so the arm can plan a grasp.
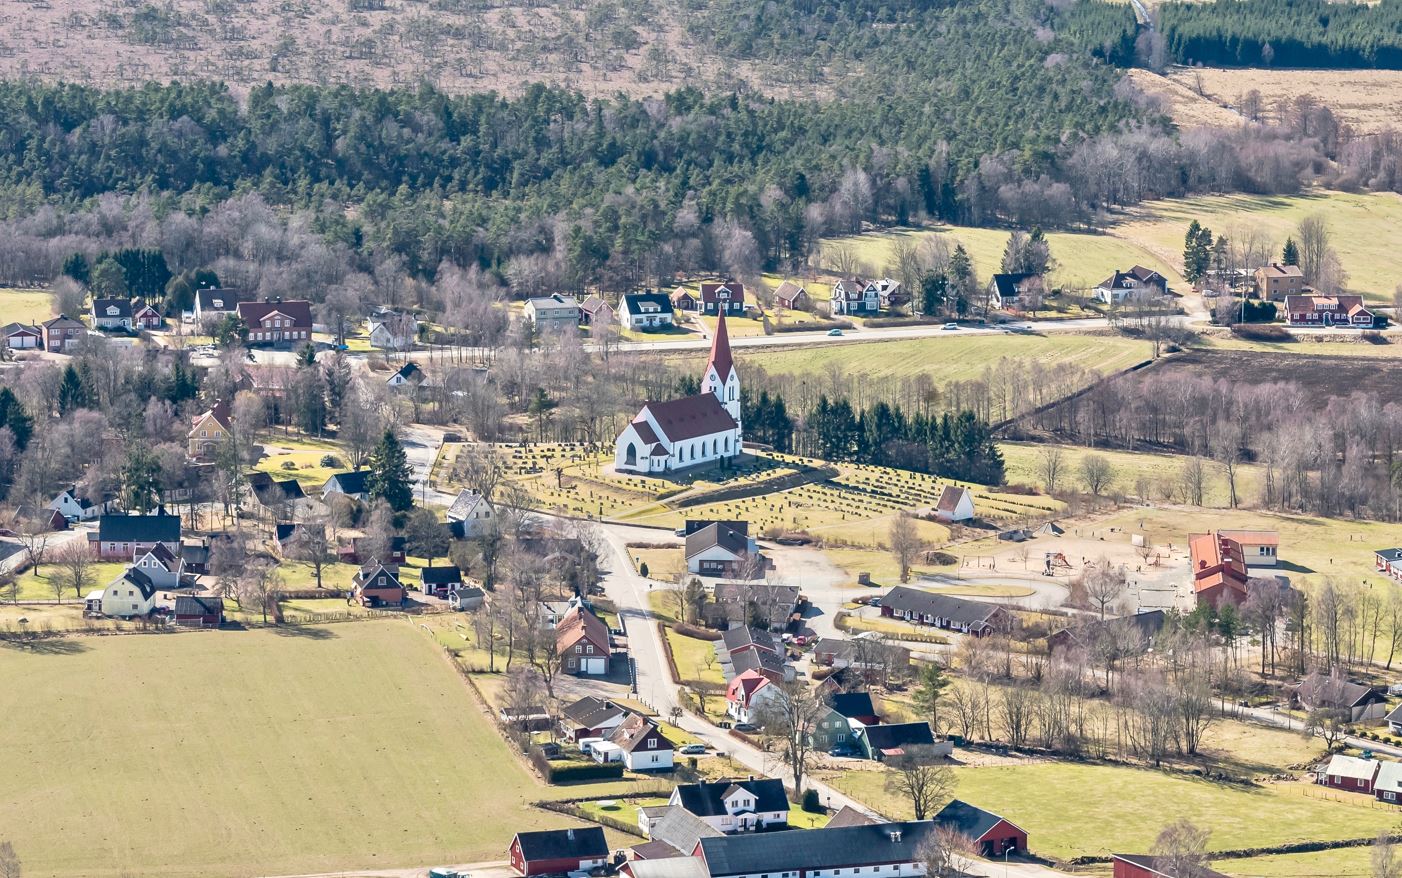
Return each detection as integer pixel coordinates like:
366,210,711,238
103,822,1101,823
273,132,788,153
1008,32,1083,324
1113,854,1231,878
508,827,609,877
173,596,225,628
1318,754,1380,795
351,561,406,608
932,799,1027,857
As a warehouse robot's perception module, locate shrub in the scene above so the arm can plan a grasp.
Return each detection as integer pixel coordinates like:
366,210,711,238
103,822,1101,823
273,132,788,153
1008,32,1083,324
280,461,297,470
321,453,343,467
1231,323,1291,342
802,788,822,813
674,622,722,641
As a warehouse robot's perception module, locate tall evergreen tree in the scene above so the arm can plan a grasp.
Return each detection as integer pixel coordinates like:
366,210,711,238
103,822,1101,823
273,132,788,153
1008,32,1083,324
366,428,414,511
57,364,89,415
0,387,33,450
122,447,163,513
1282,237,1300,265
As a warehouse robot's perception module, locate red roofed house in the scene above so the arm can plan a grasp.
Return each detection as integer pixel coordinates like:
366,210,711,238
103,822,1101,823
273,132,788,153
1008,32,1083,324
726,668,781,724
933,485,974,523
132,301,164,330
1283,294,1374,328
187,399,232,459
236,300,313,345
557,605,611,676
1189,531,1250,609
615,311,742,475
1113,855,1232,878
699,281,745,316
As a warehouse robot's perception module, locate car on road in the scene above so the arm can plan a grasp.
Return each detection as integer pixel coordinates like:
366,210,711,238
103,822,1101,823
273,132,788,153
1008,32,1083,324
679,744,707,755
734,722,759,733
827,328,844,336
942,322,959,330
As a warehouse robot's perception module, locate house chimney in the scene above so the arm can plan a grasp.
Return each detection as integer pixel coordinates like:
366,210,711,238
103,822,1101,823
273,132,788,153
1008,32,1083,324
889,830,902,843
747,775,755,782
567,828,575,842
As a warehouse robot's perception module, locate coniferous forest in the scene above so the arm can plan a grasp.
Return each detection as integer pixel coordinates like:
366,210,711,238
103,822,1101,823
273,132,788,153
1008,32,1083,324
1158,0,1402,69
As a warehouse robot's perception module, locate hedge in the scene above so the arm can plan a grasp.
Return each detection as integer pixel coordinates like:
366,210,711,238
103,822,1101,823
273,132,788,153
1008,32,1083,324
674,623,722,641
530,751,626,783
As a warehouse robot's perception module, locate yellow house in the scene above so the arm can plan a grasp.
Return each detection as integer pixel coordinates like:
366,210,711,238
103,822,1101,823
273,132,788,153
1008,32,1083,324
187,400,232,459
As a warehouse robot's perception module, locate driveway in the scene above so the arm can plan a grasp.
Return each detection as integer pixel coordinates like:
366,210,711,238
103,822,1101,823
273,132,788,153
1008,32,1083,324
398,424,460,508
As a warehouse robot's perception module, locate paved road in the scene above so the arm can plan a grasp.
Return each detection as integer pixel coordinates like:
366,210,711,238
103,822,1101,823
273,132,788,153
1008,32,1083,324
263,859,513,878
399,424,459,509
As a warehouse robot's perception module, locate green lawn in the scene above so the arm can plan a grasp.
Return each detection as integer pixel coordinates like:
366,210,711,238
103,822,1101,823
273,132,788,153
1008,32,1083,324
1228,847,1375,878
0,621,612,878
666,626,725,686
998,441,1266,506
1110,189,1402,301
820,226,1184,292
0,288,55,324
829,762,1399,859
10,561,128,602
731,335,1153,403
252,450,343,488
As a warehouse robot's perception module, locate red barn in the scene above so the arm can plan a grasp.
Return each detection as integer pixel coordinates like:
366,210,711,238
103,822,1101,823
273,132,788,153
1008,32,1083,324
173,595,225,628
1114,854,1231,878
932,799,1027,857
509,827,609,877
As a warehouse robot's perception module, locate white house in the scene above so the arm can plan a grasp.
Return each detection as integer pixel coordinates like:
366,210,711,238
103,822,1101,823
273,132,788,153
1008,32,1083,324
669,777,789,833
95,568,159,618
685,522,761,577
830,278,881,315
611,715,675,771
446,488,494,538
386,362,423,387
48,487,114,522
368,309,419,351
619,292,676,330
615,311,742,475
132,543,183,588
1093,266,1167,305
725,669,781,724
933,485,974,523
92,298,134,330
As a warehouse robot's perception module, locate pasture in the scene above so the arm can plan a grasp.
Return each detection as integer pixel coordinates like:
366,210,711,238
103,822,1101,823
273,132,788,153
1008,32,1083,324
0,288,55,324
1162,66,1402,137
819,226,1183,291
1110,189,1402,300
0,621,602,878
827,762,1399,860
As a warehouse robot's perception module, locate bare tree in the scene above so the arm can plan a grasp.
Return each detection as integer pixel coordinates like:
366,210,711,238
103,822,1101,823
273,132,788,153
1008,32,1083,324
1080,454,1115,497
998,684,1036,747
54,541,96,603
1179,456,1207,507
1083,558,1125,621
889,512,923,583
14,521,51,577
1373,833,1400,878
753,678,825,796
1305,707,1348,749
1039,446,1065,493
1172,665,1216,755
1151,820,1211,878
919,826,978,878
291,521,334,589
885,746,956,820
0,840,20,878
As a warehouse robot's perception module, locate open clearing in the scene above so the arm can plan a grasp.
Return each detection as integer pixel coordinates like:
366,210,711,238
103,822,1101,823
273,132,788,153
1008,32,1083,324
820,226,1184,291
828,762,1399,860
1161,66,1402,136
1125,69,1245,129
0,288,54,324
733,334,1154,389
1109,190,1402,300
0,621,601,878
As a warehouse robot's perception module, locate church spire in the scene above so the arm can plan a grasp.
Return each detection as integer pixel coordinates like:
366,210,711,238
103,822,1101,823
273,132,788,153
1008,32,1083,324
706,309,735,383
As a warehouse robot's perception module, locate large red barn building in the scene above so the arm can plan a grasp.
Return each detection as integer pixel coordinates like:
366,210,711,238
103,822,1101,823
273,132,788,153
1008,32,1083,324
509,827,609,877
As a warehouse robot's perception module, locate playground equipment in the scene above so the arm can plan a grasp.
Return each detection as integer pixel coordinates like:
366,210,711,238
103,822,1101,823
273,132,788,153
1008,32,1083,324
1042,552,1072,576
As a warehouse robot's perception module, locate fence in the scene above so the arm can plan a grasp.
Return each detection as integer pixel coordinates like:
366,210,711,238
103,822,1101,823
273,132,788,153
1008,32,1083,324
658,621,682,684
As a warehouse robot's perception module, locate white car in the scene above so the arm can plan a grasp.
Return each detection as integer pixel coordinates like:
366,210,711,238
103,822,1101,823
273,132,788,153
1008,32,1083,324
942,322,959,330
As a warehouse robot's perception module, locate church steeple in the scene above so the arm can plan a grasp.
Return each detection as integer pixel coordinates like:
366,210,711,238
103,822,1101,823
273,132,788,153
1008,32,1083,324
703,310,741,427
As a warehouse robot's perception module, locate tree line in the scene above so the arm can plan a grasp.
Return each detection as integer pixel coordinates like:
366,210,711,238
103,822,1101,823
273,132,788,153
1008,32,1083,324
1158,0,1402,69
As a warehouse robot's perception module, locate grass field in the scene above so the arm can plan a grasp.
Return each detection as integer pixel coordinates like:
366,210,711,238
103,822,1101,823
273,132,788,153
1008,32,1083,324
0,288,55,324
819,227,1184,292
0,621,609,878
1228,847,1374,878
734,334,1154,391
1161,66,1402,137
666,626,725,686
828,762,1399,859
1109,189,1402,300
998,441,1266,507
9,561,128,602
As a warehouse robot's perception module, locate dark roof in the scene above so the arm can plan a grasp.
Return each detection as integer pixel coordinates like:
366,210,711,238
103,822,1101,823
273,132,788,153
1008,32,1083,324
182,541,211,565
97,513,181,544
1050,610,1165,652
1295,672,1385,710
826,806,877,828
252,473,307,507
354,561,402,589
237,299,313,327
721,626,778,655
630,840,686,861
611,716,673,753
642,394,738,443
93,298,133,318
115,568,158,600
699,281,745,306
649,805,722,856
392,362,422,381
1376,548,1402,563
513,827,609,862
699,821,935,876
730,648,787,679
684,519,749,537
323,470,371,495
830,692,877,720
1,322,39,336
174,595,224,617
935,485,970,516
673,778,788,818
561,696,627,727
43,315,85,330
989,273,1038,301
194,288,248,312
275,522,322,545
1112,855,1232,878
933,799,1021,841
422,565,463,585
622,292,676,314
686,522,750,560
711,583,800,627
773,281,807,305
860,722,935,754
882,586,1003,627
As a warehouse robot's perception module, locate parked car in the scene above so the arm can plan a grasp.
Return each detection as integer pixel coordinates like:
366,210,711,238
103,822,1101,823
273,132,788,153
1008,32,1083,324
679,744,707,755
827,328,843,336
869,597,882,608
942,322,959,330
829,745,858,757
734,723,759,733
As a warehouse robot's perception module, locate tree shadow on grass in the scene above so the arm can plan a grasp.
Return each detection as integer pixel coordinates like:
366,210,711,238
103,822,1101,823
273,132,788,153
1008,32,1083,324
267,623,339,640
0,636,89,655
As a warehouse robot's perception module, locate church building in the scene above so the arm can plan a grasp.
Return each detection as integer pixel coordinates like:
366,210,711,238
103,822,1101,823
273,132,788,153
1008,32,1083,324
614,311,742,475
